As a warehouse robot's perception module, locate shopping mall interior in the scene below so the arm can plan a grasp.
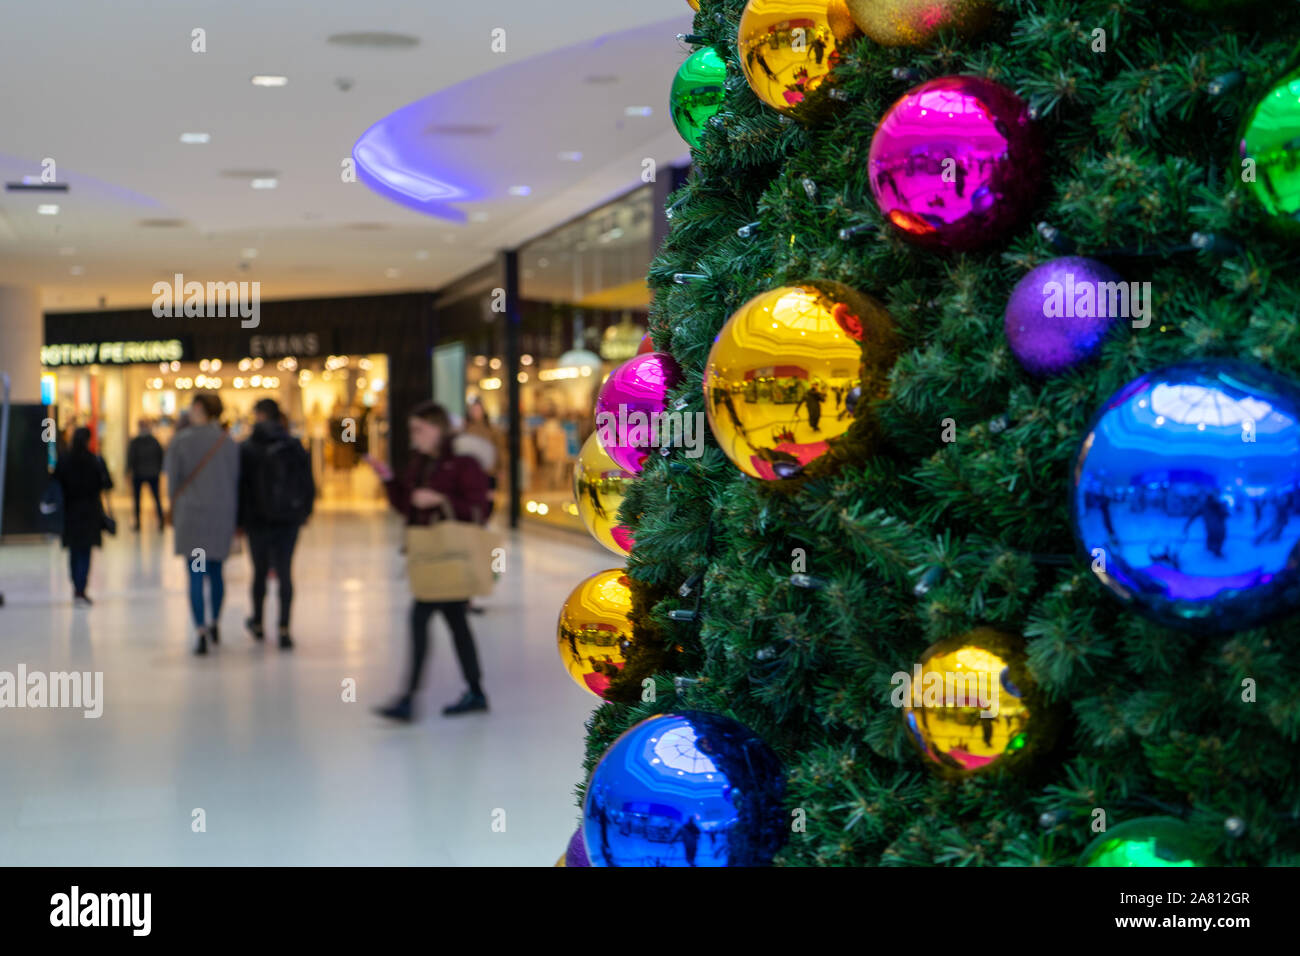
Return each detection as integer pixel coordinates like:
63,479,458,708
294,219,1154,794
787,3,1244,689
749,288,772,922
0,0,695,866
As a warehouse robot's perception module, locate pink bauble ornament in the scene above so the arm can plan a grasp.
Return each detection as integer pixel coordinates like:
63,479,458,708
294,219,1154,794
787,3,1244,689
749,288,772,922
869,75,1042,252
594,352,684,474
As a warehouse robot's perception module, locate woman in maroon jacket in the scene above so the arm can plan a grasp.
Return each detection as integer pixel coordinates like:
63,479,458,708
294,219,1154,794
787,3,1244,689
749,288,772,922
368,401,491,721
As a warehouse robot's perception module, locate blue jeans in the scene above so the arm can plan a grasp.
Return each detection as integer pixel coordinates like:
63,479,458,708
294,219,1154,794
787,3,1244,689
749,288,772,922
69,548,91,594
188,560,225,628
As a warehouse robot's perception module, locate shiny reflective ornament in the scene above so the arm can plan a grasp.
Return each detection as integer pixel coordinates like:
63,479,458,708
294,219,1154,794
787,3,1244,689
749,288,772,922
1072,360,1300,632
738,0,845,119
583,711,787,867
595,352,684,474
703,282,897,480
845,0,992,47
687,0,700,9
566,827,591,867
671,47,728,149
1004,257,1127,377
869,75,1042,251
902,628,1050,778
826,0,861,42
1239,68,1300,234
1078,817,1212,867
573,432,636,556
557,569,635,699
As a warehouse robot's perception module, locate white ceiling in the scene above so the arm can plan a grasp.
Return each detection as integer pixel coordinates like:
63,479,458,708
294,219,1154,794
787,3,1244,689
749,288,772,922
0,0,694,312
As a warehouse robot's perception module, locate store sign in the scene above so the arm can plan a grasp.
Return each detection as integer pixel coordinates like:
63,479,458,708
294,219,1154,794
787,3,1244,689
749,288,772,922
41,339,187,367
249,333,321,357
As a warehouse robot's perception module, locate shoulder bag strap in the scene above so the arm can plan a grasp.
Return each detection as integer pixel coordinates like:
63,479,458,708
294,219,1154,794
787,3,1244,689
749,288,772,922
174,435,227,501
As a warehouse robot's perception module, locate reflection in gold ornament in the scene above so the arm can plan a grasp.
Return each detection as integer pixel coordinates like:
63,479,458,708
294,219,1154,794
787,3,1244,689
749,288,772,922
557,569,635,699
573,432,637,556
902,628,1045,778
845,0,992,48
738,0,844,118
703,282,896,479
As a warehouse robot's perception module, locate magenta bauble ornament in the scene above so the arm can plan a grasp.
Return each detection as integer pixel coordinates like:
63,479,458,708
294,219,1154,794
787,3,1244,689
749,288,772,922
594,351,684,474
869,75,1042,252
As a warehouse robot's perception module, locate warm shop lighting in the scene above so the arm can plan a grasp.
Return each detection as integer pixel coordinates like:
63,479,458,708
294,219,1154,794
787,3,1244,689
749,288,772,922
479,377,502,391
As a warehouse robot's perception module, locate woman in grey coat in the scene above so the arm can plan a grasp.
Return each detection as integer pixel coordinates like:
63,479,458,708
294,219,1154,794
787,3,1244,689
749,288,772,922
165,393,240,655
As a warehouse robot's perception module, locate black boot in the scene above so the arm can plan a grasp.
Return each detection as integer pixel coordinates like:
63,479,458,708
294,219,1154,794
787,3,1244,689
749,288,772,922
373,696,414,723
278,628,293,651
442,689,488,716
246,617,264,641
193,627,208,657
209,622,220,646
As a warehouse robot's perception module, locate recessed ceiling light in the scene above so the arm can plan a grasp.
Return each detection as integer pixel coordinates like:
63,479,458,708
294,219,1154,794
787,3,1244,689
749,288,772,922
624,106,653,117
251,75,288,87
180,132,211,144
470,211,490,223
557,151,583,162
37,204,59,215
508,185,531,196
241,248,259,259
251,178,278,189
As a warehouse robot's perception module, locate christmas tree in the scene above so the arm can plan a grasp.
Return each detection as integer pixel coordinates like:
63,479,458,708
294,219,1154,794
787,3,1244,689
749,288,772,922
567,0,1300,866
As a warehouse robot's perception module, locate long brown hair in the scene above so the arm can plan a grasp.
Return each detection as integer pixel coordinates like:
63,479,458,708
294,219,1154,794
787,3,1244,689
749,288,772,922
409,400,454,457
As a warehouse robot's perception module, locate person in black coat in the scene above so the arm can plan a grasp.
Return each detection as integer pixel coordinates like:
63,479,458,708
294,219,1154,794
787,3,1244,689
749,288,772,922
53,426,113,606
126,419,165,530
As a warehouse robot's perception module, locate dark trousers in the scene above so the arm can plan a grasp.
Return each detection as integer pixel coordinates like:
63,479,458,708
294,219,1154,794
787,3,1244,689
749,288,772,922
248,524,300,629
406,600,483,698
132,475,163,526
69,548,91,594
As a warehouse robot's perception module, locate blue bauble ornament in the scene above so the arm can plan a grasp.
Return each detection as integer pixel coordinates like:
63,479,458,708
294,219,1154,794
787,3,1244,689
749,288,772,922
1004,257,1130,376
582,711,786,867
1071,360,1300,632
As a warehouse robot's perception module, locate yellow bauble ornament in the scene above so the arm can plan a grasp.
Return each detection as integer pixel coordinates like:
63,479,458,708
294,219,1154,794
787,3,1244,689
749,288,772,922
555,853,566,867
703,281,897,480
688,0,700,9
827,0,862,43
738,0,846,118
845,0,992,47
557,569,635,699
573,432,636,557
901,628,1056,778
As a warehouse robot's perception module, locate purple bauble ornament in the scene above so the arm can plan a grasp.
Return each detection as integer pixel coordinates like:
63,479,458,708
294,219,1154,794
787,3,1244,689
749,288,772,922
566,827,590,867
594,351,683,474
869,75,1042,251
1004,257,1128,376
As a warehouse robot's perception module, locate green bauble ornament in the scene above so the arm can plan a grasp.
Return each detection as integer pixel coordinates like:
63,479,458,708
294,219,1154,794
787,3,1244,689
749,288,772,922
1078,817,1215,867
670,47,727,149
1240,69,1300,233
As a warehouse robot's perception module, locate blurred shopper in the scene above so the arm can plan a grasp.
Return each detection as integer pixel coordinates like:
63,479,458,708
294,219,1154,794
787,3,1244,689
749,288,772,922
53,426,114,606
165,394,239,656
126,419,165,531
238,397,314,650
367,401,491,721
460,399,506,518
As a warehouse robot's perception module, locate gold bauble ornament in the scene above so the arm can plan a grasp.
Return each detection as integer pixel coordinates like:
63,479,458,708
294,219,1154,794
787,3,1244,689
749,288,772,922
555,853,566,866
557,569,635,699
688,0,700,10
827,0,862,43
573,432,636,556
703,281,897,480
738,0,846,118
845,0,992,47
900,628,1056,779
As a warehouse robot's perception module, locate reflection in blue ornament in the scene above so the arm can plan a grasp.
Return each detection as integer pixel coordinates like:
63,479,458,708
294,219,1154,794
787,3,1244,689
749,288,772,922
1071,360,1300,631
582,711,786,867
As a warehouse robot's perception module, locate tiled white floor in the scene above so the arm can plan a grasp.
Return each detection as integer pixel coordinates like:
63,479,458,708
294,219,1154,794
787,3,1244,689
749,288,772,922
0,513,612,865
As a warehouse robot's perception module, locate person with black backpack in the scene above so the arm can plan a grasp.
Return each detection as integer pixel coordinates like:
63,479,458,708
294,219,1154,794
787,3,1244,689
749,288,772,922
237,398,314,649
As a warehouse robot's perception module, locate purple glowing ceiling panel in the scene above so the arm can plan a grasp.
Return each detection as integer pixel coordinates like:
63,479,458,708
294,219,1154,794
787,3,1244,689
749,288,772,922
352,16,689,222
